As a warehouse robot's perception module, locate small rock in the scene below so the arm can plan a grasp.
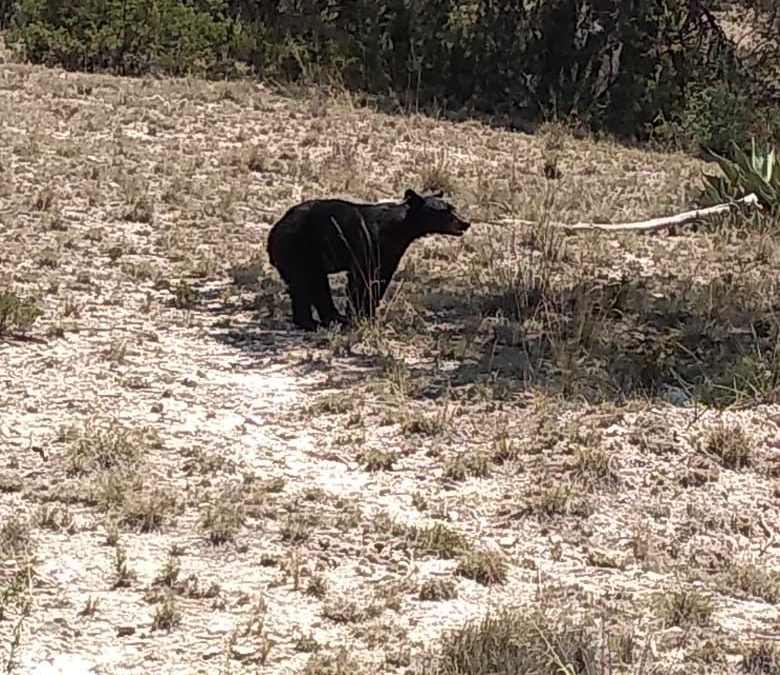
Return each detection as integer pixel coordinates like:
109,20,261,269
116,625,135,637
202,646,222,660
207,617,234,635
498,536,516,548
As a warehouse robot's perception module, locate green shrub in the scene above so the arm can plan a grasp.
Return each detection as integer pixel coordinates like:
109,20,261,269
6,0,235,77
702,138,780,215
4,0,777,150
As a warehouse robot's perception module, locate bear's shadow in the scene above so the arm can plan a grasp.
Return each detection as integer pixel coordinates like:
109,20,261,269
198,271,777,407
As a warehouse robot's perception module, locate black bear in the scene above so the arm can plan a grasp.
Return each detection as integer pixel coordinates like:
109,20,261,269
267,189,470,331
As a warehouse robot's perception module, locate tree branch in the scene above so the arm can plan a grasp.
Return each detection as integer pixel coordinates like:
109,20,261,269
483,193,760,233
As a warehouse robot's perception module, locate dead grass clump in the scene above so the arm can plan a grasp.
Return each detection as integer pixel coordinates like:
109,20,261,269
200,495,246,545
703,421,754,469
742,642,780,674
569,442,619,487
112,546,136,589
0,517,32,558
151,592,181,631
422,608,598,675
722,562,779,605
410,523,469,559
441,452,491,481
0,290,42,336
322,593,384,624
517,476,591,518
402,412,445,437
308,394,356,415
123,196,155,224
418,578,459,602
65,422,155,475
301,647,364,675
655,589,714,628
119,488,178,533
357,448,396,472
280,512,315,543
33,504,75,533
456,549,508,586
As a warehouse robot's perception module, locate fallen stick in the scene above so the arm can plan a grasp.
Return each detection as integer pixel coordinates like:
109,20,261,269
483,193,760,233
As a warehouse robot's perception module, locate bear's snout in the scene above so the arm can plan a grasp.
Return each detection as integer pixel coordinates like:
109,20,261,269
450,213,471,236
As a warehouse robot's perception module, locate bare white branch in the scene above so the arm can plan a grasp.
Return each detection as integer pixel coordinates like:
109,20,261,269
484,193,761,233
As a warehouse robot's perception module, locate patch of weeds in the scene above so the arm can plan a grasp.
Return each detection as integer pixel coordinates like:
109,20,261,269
655,589,714,628
421,608,598,675
33,188,54,211
294,630,321,653
723,562,779,604
104,520,119,546
34,504,75,533
201,495,245,545
242,598,274,664
418,578,458,601
569,443,618,486
178,574,220,600
409,523,468,559
112,546,136,589
151,592,181,632
441,452,491,481
308,394,356,415
154,554,181,588
119,488,178,533
742,642,780,674
322,593,384,624
518,476,591,518
280,513,314,543
0,290,42,336
491,430,520,465
301,647,363,675
333,500,362,531
89,472,143,511
357,448,396,472
172,280,197,309
402,411,445,437
703,421,753,469
37,247,59,268
0,564,33,622
124,196,155,224
66,422,154,476
305,573,328,599
79,596,99,617
0,517,31,558
456,549,508,586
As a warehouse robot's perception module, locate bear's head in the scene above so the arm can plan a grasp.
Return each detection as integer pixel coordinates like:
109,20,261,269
403,188,471,237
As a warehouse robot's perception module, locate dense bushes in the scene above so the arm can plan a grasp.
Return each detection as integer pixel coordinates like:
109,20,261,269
3,0,779,151
5,0,235,76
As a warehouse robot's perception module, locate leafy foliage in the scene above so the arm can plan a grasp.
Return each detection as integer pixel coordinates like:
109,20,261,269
6,0,235,76
3,0,778,148
702,139,780,215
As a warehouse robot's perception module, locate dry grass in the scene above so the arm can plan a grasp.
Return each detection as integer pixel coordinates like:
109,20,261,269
0,51,778,675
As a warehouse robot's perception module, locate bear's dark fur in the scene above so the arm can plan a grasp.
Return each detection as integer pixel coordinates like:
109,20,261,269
267,188,470,331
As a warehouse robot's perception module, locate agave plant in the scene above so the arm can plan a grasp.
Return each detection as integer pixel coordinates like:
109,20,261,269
702,138,779,215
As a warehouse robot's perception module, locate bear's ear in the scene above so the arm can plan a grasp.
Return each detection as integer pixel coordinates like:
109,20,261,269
403,188,423,206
